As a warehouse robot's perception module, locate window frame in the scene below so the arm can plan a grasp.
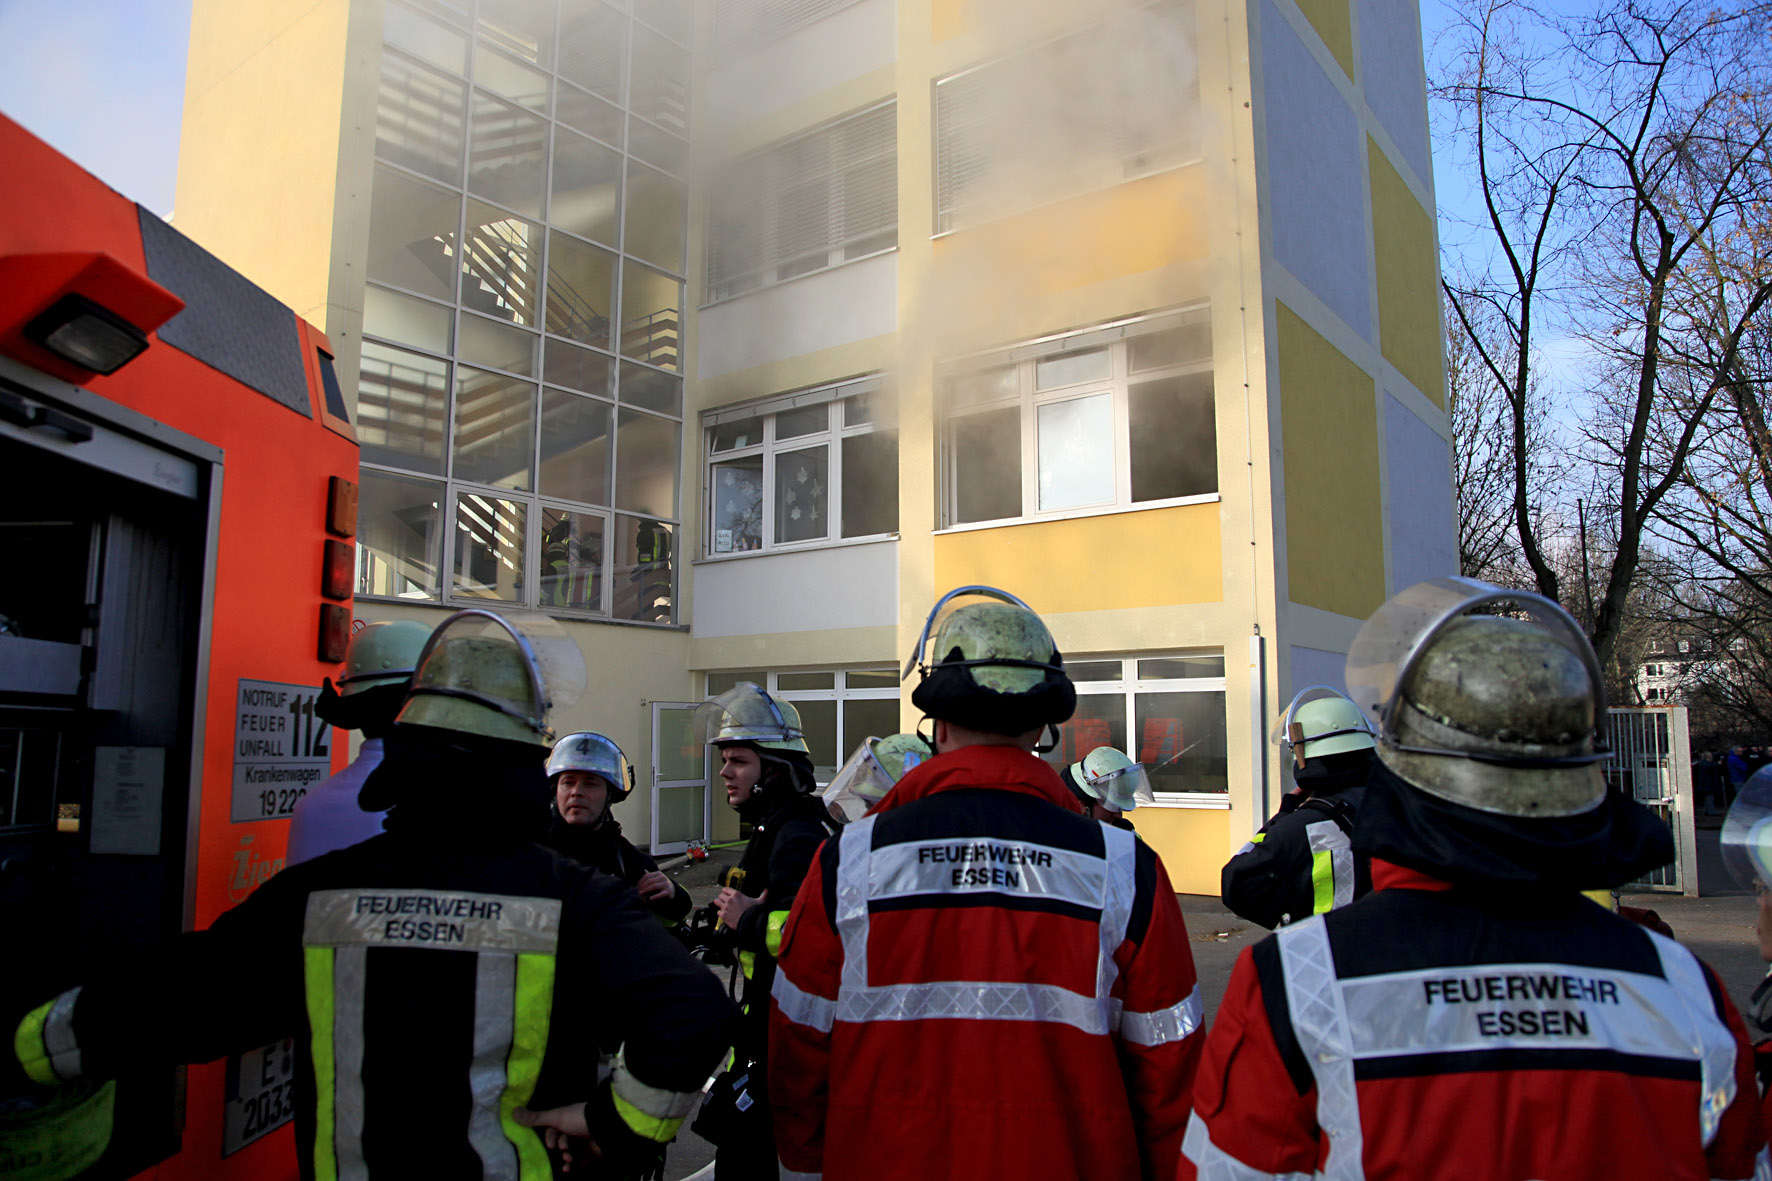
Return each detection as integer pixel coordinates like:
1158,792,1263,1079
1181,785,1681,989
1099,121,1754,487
937,308,1216,530
703,667,902,784
1054,653,1230,809
701,376,897,558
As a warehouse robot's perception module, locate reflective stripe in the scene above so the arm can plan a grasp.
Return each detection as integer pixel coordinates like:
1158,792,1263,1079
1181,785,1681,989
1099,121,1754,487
1649,932,1740,1147
780,1168,823,1180
738,949,756,980
773,969,836,1034
836,979,1117,1034
41,987,82,1082
468,953,519,1180
304,889,561,953
14,995,58,1086
613,1090,685,1143
332,946,369,1181
765,908,789,958
836,816,875,994
1120,987,1203,1047
304,947,338,1181
1305,819,1352,914
1756,1145,1772,1181
499,952,557,1179
1181,1112,1313,1180
1276,917,1365,1181
868,838,1107,909
612,1045,701,1124
1097,824,1136,1001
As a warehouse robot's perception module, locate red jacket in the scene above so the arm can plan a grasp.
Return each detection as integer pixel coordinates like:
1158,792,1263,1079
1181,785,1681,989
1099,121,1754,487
769,745,1203,1180
1179,860,1765,1180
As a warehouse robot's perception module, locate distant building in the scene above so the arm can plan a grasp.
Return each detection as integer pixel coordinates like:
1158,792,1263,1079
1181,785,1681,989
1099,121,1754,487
175,0,1452,890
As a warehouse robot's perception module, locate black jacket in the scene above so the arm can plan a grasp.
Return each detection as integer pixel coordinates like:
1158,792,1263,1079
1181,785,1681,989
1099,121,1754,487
729,792,834,1063
9,754,736,1180
542,811,693,924
1222,788,1368,929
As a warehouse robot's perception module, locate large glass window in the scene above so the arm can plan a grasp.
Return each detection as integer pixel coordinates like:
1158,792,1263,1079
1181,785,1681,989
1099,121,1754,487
707,101,897,301
702,376,896,556
940,308,1214,527
1043,654,1228,804
358,0,684,624
933,0,1201,232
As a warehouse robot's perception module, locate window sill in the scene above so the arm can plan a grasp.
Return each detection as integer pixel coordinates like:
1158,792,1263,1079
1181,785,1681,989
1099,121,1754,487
699,247,898,311
694,533,899,564
935,494,1219,536
1146,793,1231,810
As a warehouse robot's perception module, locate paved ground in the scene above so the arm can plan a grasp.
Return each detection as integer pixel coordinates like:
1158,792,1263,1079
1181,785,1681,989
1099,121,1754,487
655,819,1766,1179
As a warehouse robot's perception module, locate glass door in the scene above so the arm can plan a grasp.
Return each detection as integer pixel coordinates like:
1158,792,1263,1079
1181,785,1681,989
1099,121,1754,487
649,701,706,853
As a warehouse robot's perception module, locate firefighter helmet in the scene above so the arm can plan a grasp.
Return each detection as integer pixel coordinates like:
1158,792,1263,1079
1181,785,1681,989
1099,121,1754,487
395,609,585,751
1063,746,1155,812
1271,686,1376,769
903,585,1076,735
694,682,811,756
1346,577,1608,818
823,733,933,823
338,620,431,696
547,731,635,803
1721,766,1772,890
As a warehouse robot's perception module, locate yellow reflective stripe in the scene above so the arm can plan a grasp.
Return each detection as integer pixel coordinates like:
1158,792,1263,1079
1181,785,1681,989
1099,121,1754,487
304,946,338,1181
1251,832,1267,844
498,952,556,1180
613,1089,685,1143
13,998,56,1086
738,949,756,980
765,909,789,958
1310,850,1334,915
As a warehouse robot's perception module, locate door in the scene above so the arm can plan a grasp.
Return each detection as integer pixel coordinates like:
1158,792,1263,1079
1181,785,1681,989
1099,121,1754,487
650,701,707,853
1609,707,1697,895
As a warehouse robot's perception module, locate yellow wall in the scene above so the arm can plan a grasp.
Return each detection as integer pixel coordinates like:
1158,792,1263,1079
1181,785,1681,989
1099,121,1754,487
175,0,354,325
934,503,1222,615
1292,0,1354,80
1368,139,1445,407
1277,302,1386,619
1129,805,1230,895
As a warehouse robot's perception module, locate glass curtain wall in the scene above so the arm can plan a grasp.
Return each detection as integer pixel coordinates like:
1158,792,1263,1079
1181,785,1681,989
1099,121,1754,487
356,0,690,625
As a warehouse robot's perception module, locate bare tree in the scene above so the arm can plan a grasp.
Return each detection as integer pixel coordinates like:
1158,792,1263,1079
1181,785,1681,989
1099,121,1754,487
1436,0,1772,668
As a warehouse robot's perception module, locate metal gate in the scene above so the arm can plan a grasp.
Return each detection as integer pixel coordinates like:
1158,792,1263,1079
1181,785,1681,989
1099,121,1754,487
1608,707,1697,895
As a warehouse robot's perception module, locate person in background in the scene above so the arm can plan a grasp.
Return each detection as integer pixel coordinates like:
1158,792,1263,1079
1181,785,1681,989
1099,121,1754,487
8,610,735,1180
1180,578,1763,1180
820,732,934,825
1220,686,1377,928
286,619,431,865
543,731,691,925
1059,744,1155,830
770,587,1202,1180
695,683,834,1181
1729,745,1753,803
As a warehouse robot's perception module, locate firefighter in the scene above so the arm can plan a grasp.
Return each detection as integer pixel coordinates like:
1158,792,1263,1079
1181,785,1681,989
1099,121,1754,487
543,731,692,925
820,732,934,824
769,586,1203,1180
1219,686,1377,927
8,609,735,1180
1180,578,1764,1180
695,683,835,1180
1060,744,1155,829
1720,766,1772,1174
287,618,431,864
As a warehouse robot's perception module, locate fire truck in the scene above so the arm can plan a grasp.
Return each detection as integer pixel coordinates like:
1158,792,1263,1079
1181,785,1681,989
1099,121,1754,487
1,113,355,1178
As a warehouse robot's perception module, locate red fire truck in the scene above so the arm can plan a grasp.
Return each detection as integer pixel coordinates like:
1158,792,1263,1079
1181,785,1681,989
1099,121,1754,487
1,113,356,1178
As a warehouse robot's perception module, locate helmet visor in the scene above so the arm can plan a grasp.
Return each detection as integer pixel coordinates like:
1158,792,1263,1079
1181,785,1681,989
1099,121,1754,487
822,739,898,824
901,584,1039,682
406,609,584,740
1087,762,1156,811
1269,685,1377,750
1346,577,1605,744
1720,768,1772,890
695,682,803,746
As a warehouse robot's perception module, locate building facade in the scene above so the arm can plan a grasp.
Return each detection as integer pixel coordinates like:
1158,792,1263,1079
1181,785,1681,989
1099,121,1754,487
175,0,1453,890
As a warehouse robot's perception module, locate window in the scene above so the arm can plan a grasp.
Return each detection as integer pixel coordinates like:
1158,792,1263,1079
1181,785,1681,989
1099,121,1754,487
704,668,900,782
933,0,1200,233
704,376,897,554
940,308,1214,527
1678,639,1691,654
714,0,869,49
355,1,688,624
706,101,897,301
1042,654,1228,805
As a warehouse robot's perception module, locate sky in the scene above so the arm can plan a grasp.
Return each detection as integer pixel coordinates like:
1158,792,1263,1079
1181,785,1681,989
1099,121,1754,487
0,0,193,217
